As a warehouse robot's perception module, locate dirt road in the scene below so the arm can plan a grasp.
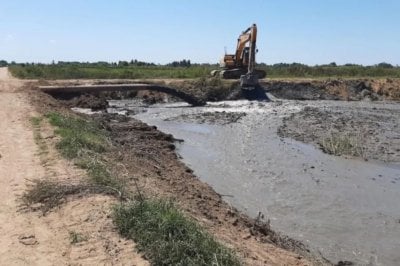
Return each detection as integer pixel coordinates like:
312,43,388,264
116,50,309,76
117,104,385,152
0,68,148,265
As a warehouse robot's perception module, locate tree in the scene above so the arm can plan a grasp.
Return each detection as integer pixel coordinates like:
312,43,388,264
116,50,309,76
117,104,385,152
377,62,393,68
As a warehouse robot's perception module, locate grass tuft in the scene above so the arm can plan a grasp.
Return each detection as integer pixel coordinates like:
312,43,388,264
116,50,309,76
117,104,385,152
21,179,123,213
321,133,365,157
69,231,88,244
113,200,240,266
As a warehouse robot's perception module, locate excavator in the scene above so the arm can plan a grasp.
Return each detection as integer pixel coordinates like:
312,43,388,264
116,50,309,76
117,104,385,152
211,24,266,88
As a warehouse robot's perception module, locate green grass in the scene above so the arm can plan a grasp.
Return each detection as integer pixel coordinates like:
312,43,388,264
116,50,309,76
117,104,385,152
9,65,213,79
45,112,125,191
113,200,240,266
46,112,108,159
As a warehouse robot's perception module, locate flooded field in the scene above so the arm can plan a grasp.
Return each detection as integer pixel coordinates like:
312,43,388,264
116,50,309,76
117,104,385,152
108,98,400,265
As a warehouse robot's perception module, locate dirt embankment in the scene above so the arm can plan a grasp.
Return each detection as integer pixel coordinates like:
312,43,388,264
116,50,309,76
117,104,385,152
278,105,400,163
262,79,400,101
38,78,400,112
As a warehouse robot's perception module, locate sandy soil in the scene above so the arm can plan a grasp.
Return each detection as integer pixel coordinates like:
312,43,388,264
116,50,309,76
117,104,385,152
0,68,148,265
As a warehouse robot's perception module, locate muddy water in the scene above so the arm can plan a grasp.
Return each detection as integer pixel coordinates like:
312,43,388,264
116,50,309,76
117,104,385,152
108,99,400,266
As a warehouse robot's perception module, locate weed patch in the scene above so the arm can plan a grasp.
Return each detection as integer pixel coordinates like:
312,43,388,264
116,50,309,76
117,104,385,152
321,133,365,157
113,200,240,266
21,179,121,213
45,112,127,195
46,112,108,159
69,231,88,244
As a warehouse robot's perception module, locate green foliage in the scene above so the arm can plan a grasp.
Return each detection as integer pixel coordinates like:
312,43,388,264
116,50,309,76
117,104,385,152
113,200,240,266
8,61,400,79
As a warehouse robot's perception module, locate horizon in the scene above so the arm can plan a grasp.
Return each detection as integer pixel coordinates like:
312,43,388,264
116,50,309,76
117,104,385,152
2,60,398,68
1,0,400,65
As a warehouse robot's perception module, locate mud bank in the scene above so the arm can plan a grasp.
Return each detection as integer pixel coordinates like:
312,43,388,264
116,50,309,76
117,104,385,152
278,105,400,163
262,79,400,101
38,78,400,112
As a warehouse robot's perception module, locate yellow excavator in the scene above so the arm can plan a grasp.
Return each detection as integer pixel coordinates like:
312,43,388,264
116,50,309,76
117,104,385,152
211,24,266,88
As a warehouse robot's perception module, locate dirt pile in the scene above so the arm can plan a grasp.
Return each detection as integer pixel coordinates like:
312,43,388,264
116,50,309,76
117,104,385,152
278,106,400,163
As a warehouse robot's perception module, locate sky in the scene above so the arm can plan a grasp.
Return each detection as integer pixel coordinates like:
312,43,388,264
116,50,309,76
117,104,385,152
0,0,399,65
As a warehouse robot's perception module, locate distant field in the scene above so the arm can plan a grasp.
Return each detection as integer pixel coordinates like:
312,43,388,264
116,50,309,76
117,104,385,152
9,65,213,79
8,63,400,79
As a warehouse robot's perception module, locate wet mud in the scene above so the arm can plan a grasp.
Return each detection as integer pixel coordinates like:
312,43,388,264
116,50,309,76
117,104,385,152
278,105,400,163
262,79,400,101
165,111,246,125
126,99,400,266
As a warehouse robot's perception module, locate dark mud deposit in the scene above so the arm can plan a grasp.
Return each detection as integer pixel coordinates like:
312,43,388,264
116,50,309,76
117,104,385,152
165,111,246,125
263,79,400,101
279,106,400,163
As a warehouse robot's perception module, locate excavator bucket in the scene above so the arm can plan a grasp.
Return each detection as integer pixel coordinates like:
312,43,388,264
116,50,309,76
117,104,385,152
240,72,259,89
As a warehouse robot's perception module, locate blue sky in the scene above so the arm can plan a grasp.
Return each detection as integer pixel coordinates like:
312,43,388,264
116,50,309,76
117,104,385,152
1,0,399,65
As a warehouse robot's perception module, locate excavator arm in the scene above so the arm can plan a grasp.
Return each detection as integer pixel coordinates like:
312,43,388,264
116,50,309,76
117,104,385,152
234,24,257,73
